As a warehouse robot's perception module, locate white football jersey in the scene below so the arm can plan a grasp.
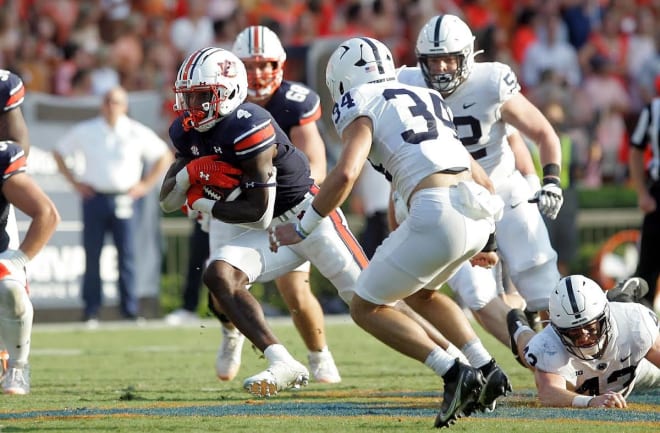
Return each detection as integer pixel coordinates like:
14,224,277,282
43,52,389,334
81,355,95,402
524,302,660,396
332,81,471,203
398,62,520,186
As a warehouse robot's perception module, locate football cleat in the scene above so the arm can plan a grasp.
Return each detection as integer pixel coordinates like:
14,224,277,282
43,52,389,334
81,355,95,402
507,308,531,367
476,360,512,412
606,277,649,304
2,365,30,395
434,361,484,428
243,360,309,397
215,326,245,381
308,350,341,384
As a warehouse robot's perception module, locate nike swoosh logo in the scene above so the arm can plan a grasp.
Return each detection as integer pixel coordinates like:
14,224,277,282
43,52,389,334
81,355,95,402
463,102,476,109
620,354,631,363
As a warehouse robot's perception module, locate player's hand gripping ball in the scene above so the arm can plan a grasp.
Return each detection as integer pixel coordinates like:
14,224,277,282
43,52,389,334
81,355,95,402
202,184,242,202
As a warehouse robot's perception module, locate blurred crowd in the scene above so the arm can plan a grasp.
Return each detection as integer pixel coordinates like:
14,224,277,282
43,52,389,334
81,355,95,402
1,0,659,188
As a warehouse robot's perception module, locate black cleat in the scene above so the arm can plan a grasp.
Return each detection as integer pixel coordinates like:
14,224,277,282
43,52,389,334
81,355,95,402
507,308,531,367
607,277,649,303
434,361,484,428
477,360,512,412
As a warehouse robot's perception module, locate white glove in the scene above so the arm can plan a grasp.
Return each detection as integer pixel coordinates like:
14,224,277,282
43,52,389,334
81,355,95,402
530,179,563,220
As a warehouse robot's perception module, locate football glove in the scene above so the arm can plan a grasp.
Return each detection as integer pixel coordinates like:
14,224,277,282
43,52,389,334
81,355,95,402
176,156,242,189
530,178,563,220
186,184,214,214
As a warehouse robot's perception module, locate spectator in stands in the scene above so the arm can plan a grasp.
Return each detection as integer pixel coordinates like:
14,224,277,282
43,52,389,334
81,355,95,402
169,0,215,61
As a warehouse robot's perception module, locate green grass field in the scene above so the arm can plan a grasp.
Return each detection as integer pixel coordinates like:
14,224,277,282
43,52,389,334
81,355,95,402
1,316,658,432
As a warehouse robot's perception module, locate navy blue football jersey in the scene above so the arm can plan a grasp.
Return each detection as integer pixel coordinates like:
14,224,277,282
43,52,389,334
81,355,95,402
0,70,25,113
169,102,313,217
264,81,321,136
0,140,27,251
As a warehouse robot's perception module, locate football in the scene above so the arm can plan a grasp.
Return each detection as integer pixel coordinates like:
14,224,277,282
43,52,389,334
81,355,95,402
203,185,242,202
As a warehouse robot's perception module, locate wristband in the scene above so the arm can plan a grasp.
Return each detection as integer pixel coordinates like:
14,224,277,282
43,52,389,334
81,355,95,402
571,395,594,408
192,198,215,215
299,204,324,236
542,176,560,186
9,249,29,268
294,223,309,240
542,163,560,178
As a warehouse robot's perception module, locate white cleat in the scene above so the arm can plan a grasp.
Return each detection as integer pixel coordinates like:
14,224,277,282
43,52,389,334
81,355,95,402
215,327,245,381
2,365,30,395
308,350,341,384
243,360,309,397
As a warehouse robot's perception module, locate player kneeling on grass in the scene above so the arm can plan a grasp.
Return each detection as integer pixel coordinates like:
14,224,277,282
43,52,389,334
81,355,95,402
519,275,660,408
0,140,60,395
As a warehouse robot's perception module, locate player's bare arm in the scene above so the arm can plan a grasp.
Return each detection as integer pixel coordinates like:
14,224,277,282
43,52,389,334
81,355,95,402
2,172,59,258
500,94,561,169
0,106,30,155
289,122,327,184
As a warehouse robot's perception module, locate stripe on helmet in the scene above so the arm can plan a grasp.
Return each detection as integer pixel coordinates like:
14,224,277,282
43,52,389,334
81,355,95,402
433,15,445,47
179,47,221,81
358,37,384,74
249,26,263,56
565,276,582,317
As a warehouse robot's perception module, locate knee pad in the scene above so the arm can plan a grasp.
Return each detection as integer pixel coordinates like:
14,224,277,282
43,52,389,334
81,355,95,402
511,260,560,312
0,279,31,318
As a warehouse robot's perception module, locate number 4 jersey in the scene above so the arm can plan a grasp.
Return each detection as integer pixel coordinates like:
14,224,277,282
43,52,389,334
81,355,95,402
524,302,660,396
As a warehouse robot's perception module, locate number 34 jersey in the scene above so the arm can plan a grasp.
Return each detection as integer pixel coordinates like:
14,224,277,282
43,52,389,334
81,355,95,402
331,81,471,204
398,62,520,187
525,302,660,396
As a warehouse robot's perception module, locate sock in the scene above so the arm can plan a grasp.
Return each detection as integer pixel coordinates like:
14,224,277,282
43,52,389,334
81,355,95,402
461,338,492,370
0,287,33,368
264,344,294,364
424,346,456,377
446,343,469,365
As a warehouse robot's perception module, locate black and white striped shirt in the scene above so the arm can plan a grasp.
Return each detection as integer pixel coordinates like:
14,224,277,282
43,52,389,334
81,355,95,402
630,99,660,182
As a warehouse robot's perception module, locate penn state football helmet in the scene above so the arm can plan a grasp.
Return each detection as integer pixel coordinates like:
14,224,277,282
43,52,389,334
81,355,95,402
173,47,248,132
549,275,612,361
415,14,478,95
325,37,397,103
232,25,286,102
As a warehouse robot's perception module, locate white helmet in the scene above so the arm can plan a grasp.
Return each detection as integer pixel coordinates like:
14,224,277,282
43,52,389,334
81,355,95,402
232,25,286,102
415,14,477,95
325,37,396,103
549,275,612,361
173,47,248,132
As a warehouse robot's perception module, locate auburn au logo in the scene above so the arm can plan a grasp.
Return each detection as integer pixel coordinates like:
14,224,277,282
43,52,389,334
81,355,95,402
219,60,238,78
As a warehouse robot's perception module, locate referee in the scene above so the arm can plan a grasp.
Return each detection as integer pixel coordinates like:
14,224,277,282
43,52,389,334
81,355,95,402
629,91,660,311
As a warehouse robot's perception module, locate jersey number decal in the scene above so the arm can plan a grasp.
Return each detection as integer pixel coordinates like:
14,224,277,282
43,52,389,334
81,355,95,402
453,115,482,146
574,366,636,396
285,84,309,103
382,88,456,143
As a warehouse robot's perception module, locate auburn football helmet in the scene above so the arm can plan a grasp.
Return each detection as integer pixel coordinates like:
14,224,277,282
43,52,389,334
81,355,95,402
173,47,248,132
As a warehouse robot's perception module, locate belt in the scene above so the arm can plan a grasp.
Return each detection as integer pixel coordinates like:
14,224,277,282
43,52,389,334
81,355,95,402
276,193,313,222
470,148,487,160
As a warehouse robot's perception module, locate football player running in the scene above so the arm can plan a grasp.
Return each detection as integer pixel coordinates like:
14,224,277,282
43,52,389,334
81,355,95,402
397,15,563,363
159,47,368,398
523,275,660,408
209,25,341,385
270,37,508,428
